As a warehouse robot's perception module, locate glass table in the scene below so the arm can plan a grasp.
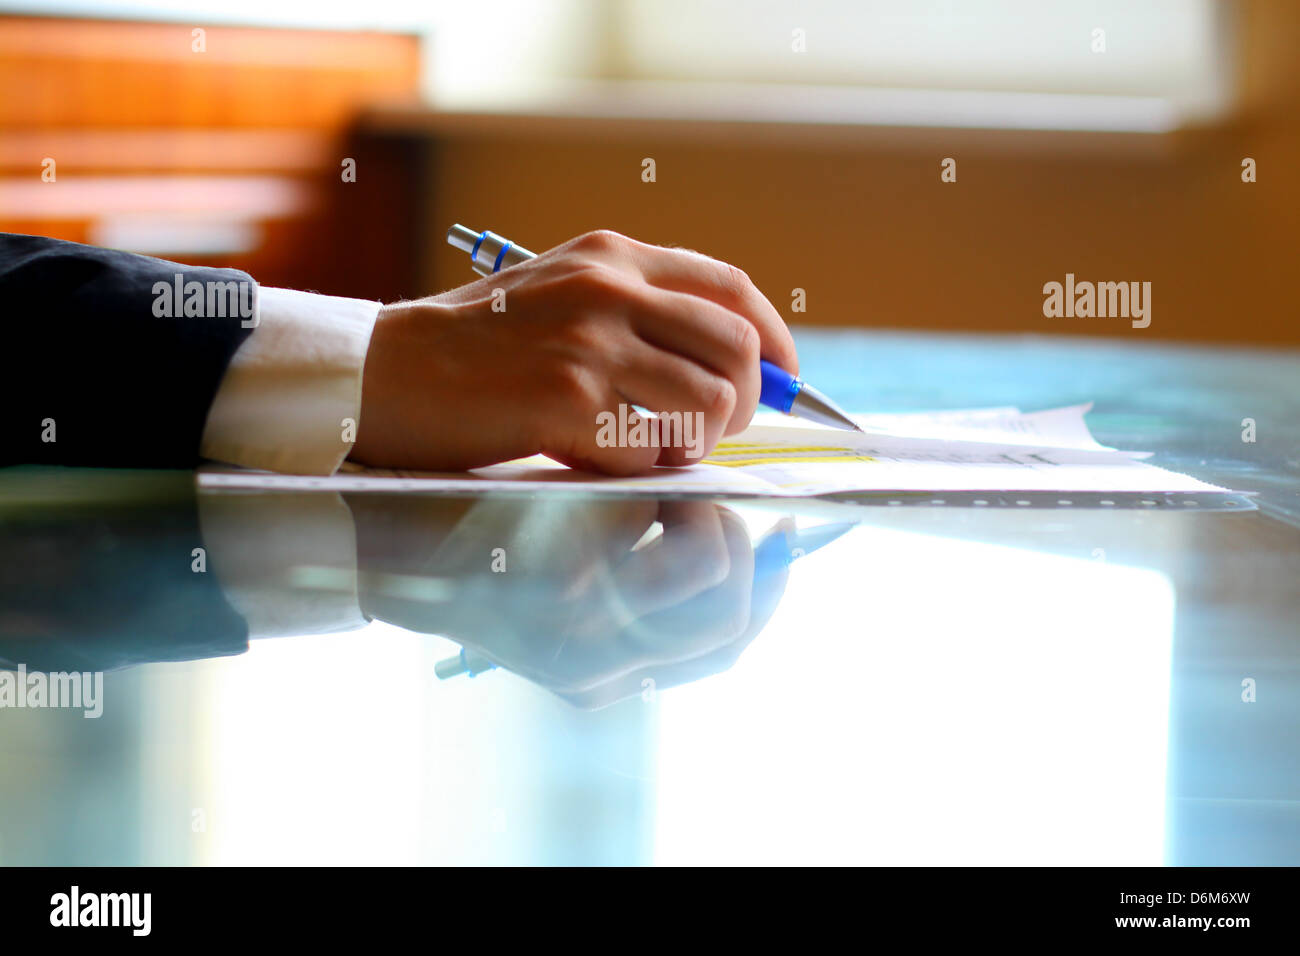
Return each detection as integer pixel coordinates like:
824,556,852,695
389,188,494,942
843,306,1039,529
1,330,1297,865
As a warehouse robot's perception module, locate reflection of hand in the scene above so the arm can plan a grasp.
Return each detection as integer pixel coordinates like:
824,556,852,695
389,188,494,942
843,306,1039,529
348,230,799,475
346,495,791,708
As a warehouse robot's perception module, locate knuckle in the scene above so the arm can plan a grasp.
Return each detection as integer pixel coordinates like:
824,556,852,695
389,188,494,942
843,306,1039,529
717,262,752,298
576,229,626,254
697,373,737,418
731,317,761,362
547,359,602,410
566,262,628,303
690,256,753,305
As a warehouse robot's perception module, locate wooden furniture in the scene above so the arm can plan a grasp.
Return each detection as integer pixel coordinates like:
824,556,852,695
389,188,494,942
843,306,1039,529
0,15,424,300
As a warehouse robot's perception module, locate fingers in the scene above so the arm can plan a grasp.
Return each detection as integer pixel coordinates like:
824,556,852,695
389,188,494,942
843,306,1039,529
552,502,759,707
623,288,760,439
562,230,799,374
617,503,757,661
610,340,737,464
615,236,799,376
608,501,733,620
527,267,758,470
537,367,663,476
568,498,666,564
542,334,743,470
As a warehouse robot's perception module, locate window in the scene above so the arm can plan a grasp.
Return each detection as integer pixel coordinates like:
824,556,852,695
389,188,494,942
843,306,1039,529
8,0,1230,130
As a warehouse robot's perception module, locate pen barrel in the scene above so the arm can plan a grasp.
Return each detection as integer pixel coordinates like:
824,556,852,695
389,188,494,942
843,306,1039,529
752,531,794,582
465,230,537,276
759,360,804,413
447,224,480,254
434,648,496,679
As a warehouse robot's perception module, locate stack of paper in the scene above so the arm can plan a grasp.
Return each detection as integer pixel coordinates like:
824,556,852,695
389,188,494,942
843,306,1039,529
199,404,1229,498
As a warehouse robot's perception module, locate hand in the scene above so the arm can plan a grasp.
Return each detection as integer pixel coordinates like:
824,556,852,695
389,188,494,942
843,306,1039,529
348,230,798,475
347,495,792,708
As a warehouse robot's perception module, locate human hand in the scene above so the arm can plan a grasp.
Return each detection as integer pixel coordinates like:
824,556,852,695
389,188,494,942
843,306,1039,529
349,230,798,475
347,494,791,708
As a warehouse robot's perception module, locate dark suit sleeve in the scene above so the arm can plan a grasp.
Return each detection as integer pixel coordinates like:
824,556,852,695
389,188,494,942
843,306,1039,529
0,475,251,672
0,233,258,468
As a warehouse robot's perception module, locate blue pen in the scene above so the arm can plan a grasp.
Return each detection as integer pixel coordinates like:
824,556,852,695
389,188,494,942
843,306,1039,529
751,520,858,583
447,225,864,432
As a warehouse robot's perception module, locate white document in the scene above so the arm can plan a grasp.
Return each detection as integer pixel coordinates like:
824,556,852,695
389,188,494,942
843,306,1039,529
756,402,1113,451
198,404,1228,498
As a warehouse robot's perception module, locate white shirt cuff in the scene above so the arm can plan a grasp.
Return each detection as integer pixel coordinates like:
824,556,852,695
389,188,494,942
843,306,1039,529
198,490,368,638
200,286,381,475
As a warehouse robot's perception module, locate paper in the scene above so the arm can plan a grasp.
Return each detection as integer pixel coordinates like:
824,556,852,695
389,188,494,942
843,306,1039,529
198,404,1228,498
759,402,1114,451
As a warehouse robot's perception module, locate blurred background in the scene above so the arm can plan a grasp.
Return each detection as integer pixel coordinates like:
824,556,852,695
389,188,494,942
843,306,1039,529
0,0,1296,343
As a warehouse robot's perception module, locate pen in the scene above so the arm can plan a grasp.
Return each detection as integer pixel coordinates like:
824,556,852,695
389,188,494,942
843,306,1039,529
446,224,863,432
750,519,858,583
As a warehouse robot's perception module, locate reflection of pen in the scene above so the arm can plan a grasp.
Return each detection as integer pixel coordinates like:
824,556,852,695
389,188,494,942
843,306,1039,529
434,519,856,680
752,520,857,582
434,646,496,680
446,224,863,432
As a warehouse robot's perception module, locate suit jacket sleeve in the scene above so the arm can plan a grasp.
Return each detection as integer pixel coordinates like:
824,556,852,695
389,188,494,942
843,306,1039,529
0,233,257,468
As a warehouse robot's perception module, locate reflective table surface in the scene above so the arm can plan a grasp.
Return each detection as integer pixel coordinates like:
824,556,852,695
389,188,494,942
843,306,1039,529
2,331,1297,865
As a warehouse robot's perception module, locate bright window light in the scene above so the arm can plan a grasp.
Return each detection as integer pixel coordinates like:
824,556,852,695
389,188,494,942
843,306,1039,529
152,624,558,866
7,0,1228,129
615,0,1223,101
610,0,1228,129
654,525,1176,866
